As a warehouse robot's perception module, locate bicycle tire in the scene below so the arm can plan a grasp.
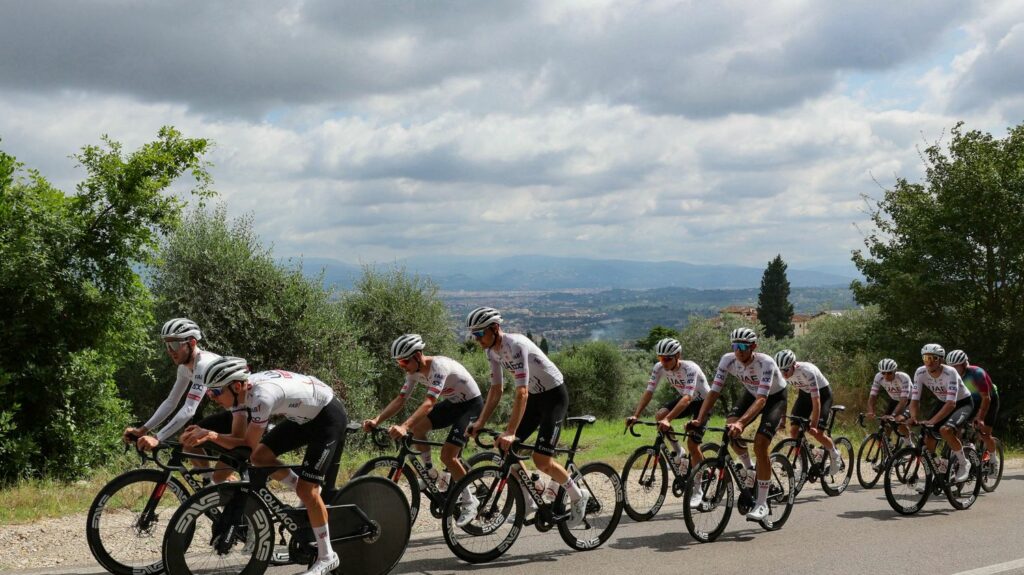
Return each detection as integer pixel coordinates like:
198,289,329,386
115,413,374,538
980,438,1004,493
820,437,854,496
467,451,503,467
621,446,668,521
883,446,930,515
162,483,272,575
946,446,982,510
353,456,422,525
759,453,795,531
856,433,885,489
683,457,733,543
770,439,808,496
87,468,191,575
330,476,412,575
441,465,525,564
557,462,623,551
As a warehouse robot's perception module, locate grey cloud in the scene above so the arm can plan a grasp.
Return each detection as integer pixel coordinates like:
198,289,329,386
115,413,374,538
951,25,1024,113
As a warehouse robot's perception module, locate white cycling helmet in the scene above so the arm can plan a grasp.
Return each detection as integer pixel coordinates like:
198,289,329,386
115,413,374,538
730,327,758,344
877,358,898,373
655,338,682,357
161,317,202,341
920,343,945,358
466,307,502,331
945,349,968,366
203,356,250,390
390,334,425,360
774,349,797,370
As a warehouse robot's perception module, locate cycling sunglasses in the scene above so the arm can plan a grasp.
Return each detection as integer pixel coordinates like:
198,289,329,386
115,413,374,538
470,328,488,338
731,342,752,352
165,339,187,352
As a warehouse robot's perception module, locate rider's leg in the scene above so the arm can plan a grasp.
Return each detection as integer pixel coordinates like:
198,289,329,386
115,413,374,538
409,417,433,467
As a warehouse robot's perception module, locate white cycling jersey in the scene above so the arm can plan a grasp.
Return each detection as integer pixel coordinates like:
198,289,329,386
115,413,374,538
784,361,830,397
487,332,563,394
646,360,709,401
246,370,335,426
400,356,482,403
912,365,971,403
711,352,787,397
144,349,222,442
869,371,913,401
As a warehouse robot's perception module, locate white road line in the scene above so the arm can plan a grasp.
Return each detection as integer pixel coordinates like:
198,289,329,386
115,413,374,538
953,558,1024,575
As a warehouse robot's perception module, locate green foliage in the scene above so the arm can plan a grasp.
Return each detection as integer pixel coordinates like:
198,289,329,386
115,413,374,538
852,121,1024,436
139,206,374,418
757,255,794,339
0,128,212,483
553,341,629,418
635,325,681,351
539,336,550,354
342,266,456,409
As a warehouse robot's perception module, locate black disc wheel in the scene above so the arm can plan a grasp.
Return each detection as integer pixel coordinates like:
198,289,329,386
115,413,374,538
330,476,412,575
353,456,421,525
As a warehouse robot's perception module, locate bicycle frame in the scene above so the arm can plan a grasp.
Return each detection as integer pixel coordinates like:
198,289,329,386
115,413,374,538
625,421,697,481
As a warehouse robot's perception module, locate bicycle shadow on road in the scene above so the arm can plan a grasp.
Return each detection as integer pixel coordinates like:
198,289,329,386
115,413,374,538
836,506,953,521
392,547,576,574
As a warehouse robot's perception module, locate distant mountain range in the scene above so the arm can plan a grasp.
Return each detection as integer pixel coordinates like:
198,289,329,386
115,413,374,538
291,255,859,291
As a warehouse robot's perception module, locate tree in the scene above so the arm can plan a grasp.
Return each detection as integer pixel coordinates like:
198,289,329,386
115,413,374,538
341,266,456,407
130,205,374,418
852,121,1024,435
635,325,681,351
0,128,212,482
757,255,794,339
553,341,629,418
540,336,550,354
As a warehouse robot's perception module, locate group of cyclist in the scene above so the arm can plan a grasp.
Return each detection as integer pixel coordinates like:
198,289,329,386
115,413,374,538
125,309,1002,573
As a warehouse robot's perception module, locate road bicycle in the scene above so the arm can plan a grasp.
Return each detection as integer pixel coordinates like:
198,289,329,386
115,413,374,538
771,407,853,496
87,434,251,575
882,423,982,515
961,423,1004,493
620,420,719,521
441,415,624,564
353,425,502,525
162,456,410,574
683,426,796,543
855,412,915,489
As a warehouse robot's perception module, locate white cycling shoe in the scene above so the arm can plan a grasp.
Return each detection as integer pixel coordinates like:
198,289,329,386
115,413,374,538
567,488,591,527
745,503,769,521
828,455,844,476
688,487,705,510
456,492,480,528
300,552,339,575
954,461,972,483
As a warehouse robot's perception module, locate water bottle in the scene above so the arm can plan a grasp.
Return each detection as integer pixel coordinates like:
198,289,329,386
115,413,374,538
543,480,559,503
437,471,451,492
812,448,824,465
531,472,547,496
422,463,436,490
935,457,948,474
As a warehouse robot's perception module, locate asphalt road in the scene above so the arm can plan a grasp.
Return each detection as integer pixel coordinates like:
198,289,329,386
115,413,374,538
15,468,1024,575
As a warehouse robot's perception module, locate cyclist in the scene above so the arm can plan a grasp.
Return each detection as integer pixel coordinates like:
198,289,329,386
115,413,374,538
626,337,709,507
774,350,842,476
866,358,912,420
899,344,974,483
464,306,590,527
181,357,348,575
945,350,999,463
688,327,788,521
121,318,233,483
362,334,484,526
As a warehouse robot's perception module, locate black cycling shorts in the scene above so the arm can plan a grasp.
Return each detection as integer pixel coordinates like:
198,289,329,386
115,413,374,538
729,388,788,439
515,384,569,457
970,392,999,428
428,396,483,447
660,396,706,442
260,398,348,488
791,386,833,430
929,397,974,432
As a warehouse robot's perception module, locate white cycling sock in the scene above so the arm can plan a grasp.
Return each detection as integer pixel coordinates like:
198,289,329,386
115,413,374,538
739,453,754,470
954,449,967,468
281,471,300,490
669,438,682,455
313,524,332,559
756,479,770,507
563,479,583,502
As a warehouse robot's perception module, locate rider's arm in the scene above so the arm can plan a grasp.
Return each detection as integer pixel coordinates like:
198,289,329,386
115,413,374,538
809,395,821,431
139,365,190,435
631,390,654,420
402,396,437,429
632,365,660,420
739,396,767,427
975,392,991,421
156,381,208,442
866,393,878,416
504,386,529,436
664,395,693,422
695,389,720,425
370,394,408,427
474,383,503,430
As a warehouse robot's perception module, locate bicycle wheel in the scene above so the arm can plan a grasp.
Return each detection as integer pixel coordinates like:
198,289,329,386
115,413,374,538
162,484,272,575
856,433,886,489
759,453,795,531
86,469,191,575
442,465,525,564
467,450,504,467
946,447,982,510
770,439,807,495
883,447,930,515
557,462,623,551
621,446,668,521
820,437,854,496
330,476,411,575
353,456,421,525
981,438,1004,493
683,458,733,543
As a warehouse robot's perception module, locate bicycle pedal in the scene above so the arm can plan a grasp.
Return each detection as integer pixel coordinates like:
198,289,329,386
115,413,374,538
270,550,291,565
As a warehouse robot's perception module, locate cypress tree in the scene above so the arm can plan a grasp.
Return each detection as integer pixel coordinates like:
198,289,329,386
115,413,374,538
757,255,795,339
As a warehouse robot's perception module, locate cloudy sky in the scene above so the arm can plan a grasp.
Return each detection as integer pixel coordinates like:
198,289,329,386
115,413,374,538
2,1,1022,275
